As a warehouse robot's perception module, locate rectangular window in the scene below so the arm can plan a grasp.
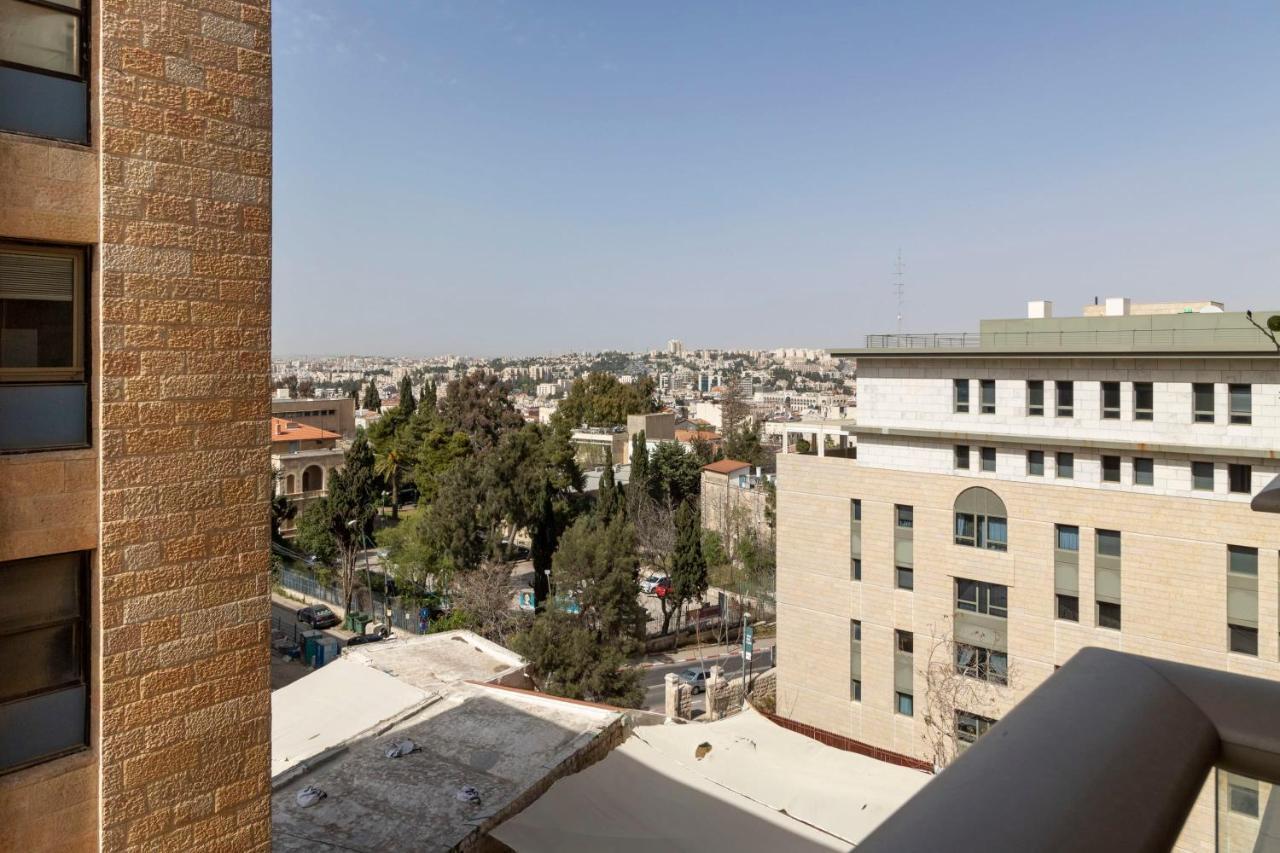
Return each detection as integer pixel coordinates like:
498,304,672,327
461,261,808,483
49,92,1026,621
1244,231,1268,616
850,499,862,580
1055,594,1079,622
979,446,996,473
1101,455,1120,483
895,629,913,654
1096,529,1121,558
895,691,914,717
954,445,969,470
0,0,89,142
1027,450,1044,476
0,551,89,773
1027,380,1044,416
955,578,1008,618
1056,452,1074,480
1229,464,1252,494
1096,529,1121,630
1097,601,1122,630
980,379,995,414
1101,381,1120,419
956,644,1008,685
1133,382,1153,420
896,505,913,529
1191,461,1214,491
0,243,89,452
1192,383,1214,423
1229,384,1251,425
1227,546,1258,657
1228,774,1260,818
956,710,997,751
850,620,862,702
1056,381,1074,417
1133,457,1154,486
1055,524,1080,553
895,566,914,590
953,379,970,413
1053,527,1081,617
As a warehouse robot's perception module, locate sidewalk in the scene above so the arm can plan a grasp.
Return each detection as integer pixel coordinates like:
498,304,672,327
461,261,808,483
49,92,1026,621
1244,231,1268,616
271,590,357,640
638,636,776,668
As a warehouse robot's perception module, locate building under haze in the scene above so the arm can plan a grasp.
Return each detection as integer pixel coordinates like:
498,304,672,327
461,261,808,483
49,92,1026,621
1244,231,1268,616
0,1,273,848
776,299,1280,851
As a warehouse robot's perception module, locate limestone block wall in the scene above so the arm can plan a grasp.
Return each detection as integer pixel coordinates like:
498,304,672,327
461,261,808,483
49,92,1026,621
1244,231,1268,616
775,452,1280,851
95,0,274,848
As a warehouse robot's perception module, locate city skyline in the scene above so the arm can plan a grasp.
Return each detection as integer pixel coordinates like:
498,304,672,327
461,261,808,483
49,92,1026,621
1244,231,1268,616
272,1,1280,356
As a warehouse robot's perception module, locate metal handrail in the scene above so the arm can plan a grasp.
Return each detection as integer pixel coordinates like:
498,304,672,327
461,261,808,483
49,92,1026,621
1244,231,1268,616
858,647,1280,853
863,326,1273,352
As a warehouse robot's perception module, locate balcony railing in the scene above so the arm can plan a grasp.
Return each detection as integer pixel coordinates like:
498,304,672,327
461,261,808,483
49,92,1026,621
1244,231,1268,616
858,647,1280,853
863,325,1275,353
864,333,980,349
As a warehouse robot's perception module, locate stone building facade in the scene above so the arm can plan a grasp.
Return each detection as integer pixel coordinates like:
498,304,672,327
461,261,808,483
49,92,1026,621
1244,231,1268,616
0,1,273,849
776,302,1280,851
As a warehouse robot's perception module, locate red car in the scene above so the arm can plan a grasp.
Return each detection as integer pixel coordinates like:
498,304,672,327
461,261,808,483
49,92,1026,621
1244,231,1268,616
654,577,672,598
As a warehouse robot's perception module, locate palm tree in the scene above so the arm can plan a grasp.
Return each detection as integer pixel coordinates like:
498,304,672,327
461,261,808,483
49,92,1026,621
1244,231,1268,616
374,445,404,521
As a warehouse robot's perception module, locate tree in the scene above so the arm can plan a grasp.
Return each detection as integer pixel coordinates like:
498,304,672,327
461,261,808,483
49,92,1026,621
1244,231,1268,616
629,430,650,497
668,501,708,636
920,617,1009,771
719,375,752,438
448,559,529,647
596,448,620,520
551,372,656,429
363,379,382,412
512,513,646,707
269,469,296,545
397,374,417,415
723,420,767,467
373,443,405,521
688,435,716,466
324,432,379,618
297,378,315,398
647,441,701,506
437,371,525,450
295,498,337,566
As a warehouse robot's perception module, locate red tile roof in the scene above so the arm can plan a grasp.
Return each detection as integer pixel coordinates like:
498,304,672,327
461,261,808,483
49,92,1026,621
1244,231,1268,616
701,458,751,474
270,417,341,443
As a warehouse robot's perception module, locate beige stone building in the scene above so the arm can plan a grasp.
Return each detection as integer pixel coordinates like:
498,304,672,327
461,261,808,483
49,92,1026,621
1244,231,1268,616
776,300,1280,851
270,417,342,536
270,394,355,440
0,1,273,849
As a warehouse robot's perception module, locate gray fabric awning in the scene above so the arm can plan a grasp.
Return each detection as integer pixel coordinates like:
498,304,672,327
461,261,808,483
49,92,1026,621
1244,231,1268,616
1252,474,1280,514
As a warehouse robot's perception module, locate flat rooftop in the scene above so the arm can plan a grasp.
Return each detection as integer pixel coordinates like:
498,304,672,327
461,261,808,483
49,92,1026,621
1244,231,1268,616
833,306,1280,359
271,631,622,853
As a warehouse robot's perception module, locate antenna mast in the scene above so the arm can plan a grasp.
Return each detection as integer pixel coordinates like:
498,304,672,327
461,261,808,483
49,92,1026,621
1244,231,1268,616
894,249,905,332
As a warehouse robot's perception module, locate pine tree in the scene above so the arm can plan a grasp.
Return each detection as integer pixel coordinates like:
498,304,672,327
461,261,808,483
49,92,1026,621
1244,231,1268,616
628,430,649,497
363,379,382,412
398,375,417,415
597,449,618,520
670,501,709,635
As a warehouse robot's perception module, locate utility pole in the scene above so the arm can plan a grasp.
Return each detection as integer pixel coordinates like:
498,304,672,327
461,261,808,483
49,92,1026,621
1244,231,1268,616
894,249,906,333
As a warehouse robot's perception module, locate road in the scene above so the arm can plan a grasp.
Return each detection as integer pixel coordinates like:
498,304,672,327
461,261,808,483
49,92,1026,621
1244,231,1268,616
638,641,775,712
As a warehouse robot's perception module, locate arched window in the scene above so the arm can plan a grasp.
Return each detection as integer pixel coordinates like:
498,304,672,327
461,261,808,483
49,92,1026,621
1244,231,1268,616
954,487,1007,552
302,465,324,492
285,474,296,495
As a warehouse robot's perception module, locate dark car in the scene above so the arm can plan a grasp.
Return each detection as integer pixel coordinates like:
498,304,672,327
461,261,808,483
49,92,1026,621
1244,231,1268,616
344,632,384,647
297,604,340,629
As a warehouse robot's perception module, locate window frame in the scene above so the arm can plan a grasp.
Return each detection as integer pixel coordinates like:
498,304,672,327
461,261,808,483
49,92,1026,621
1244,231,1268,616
1100,381,1120,419
895,691,914,717
955,578,1008,618
0,550,90,774
1133,381,1153,421
0,241,87,383
979,379,995,414
1192,382,1214,423
1026,449,1044,476
954,444,969,470
0,0,90,83
895,565,914,590
1228,383,1251,425
1228,463,1251,495
979,446,996,473
1026,380,1044,416
1133,457,1154,486
1055,381,1074,417
1101,455,1121,483
1191,461,1214,492
953,379,970,413
1055,593,1079,622
956,709,997,750
1056,451,1074,480
955,643,1008,685
1097,600,1122,631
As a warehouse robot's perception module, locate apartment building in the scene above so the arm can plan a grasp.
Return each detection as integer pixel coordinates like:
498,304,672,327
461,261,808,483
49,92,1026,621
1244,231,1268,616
0,2,272,849
271,418,343,536
271,394,356,439
776,299,1280,851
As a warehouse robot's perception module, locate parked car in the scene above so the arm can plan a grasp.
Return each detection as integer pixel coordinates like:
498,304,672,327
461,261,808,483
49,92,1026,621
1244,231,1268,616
345,632,385,647
297,604,340,629
639,574,663,594
678,668,712,694
654,577,673,598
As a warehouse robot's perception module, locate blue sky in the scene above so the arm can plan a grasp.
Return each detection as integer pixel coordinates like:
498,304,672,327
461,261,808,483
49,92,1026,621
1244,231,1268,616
272,2,1280,357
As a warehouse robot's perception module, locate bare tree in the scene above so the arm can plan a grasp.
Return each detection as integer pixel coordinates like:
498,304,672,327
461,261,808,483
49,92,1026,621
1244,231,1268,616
920,616,1009,772
452,560,529,648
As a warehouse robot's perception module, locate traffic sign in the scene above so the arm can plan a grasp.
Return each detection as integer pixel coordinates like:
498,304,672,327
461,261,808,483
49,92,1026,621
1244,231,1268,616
743,625,754,661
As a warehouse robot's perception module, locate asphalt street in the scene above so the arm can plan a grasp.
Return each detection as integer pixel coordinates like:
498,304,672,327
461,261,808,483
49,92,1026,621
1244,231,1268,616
639,643,775,712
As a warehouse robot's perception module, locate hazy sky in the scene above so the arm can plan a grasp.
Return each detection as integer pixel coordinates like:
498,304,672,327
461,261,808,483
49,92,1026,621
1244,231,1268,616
272,2,1280,357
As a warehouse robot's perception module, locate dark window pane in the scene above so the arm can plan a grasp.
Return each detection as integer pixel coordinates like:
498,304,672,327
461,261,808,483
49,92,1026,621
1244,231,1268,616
1097,530,1122,558
896,505,913,528
0,0,80,75
1027,450,1044,476
1055,525,1079,551
896,566,914,590
1228,545,1258,576
1101,382,1120,419
980,380,995,414
896,692,914,716
1102,455,1120,482
953,379,969,413
954,445,969,469
1097,601,1122,630
1134,382,1153,420
1230,781,1260,817
1192,461,1214,491
1056,594,1079,621
1229,625,1258,656
980,447,996,472
1,250,77,370
0,622,81,702
1134,457,1153,486
1027,380,1043,415
1229,464,1251,494
1056,381,1074,416
1193,383,1214,423
1229,384,1251,424
896,630,913,654
851,558,861,581
1057,452,1074,479
0,553,81,628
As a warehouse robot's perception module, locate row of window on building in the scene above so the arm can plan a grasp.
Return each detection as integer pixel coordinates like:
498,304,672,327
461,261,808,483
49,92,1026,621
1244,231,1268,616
850,497,1265,656
953,379,1254,425
954,444,1254,494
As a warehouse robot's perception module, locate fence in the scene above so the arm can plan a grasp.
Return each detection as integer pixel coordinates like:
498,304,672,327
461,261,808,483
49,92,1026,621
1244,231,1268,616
277,566,427,634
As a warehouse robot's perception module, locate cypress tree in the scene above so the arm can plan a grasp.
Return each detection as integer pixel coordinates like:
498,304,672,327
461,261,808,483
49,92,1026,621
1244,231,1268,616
398,375,417,415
